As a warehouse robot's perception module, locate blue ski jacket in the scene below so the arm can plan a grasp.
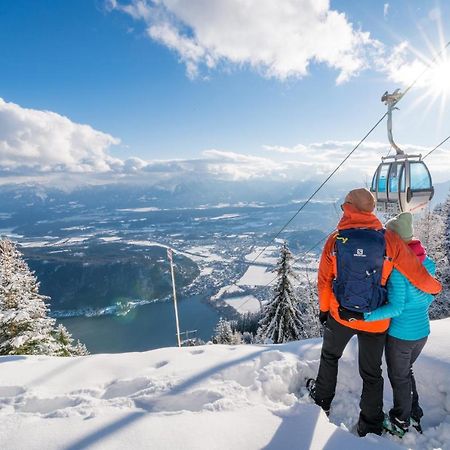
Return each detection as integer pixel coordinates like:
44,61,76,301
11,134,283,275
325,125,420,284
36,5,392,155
364,256,436,340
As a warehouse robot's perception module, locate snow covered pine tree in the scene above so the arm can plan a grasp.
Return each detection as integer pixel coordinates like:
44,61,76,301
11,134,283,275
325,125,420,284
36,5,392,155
53,323,89,356
257,242,306,343
0,239,88,356
296,270,322,338
415,197,450,319
213,317,241,344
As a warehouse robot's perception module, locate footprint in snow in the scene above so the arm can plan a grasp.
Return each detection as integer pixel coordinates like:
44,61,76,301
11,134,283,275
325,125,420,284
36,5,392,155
0,386,26,398
102,377,156,400
17,396,82,415
190,350,204,355
134,389,223,413
154,360,169,368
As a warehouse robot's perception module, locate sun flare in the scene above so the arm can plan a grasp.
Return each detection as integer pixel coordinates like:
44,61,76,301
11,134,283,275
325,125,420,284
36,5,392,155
398,30,450,128
428,58,450,97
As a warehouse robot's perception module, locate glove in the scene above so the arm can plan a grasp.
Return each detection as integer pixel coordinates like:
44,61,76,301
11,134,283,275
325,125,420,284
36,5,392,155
338,306,364,322
319,311,328,325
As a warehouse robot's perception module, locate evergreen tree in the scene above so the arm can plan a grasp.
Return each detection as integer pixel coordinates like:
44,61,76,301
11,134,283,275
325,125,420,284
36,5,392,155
0,240,88,356
241,331,254,344
233,312,261,336
212,317,241,344
296,270,322,338
415,200,450,320
257,242,303,343
181,337,205,347
53,323,89,356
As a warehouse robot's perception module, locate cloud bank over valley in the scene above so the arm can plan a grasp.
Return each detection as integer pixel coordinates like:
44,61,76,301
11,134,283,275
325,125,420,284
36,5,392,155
1,97,449,188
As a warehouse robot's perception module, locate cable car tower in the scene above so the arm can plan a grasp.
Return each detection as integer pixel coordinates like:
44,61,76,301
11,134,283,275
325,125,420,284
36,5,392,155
370,90,434,214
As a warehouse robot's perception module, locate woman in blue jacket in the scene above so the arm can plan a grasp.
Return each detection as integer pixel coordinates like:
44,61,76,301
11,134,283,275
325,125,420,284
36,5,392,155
364,212,435,436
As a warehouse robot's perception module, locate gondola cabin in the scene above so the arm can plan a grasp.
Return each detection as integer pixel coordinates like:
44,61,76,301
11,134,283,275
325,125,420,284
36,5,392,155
370,154,434,214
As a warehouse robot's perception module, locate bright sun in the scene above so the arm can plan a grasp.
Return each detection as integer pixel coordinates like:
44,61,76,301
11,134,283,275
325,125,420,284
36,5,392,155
428,59,450,97
408,49,450,125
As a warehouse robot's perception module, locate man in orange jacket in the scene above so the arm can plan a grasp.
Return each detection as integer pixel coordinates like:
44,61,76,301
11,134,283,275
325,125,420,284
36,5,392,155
308,188,442,437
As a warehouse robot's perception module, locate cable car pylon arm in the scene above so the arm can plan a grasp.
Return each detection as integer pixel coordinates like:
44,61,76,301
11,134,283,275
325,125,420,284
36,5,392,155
381,89,404,156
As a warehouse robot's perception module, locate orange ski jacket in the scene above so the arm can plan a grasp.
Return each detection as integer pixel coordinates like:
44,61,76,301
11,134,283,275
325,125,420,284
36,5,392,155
318,204,442,333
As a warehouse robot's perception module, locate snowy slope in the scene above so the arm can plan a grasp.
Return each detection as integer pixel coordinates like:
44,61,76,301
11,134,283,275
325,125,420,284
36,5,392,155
1,320,450,450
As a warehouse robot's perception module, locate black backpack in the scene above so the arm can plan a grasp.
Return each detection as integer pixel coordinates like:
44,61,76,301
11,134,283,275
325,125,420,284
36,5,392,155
333,228,387,313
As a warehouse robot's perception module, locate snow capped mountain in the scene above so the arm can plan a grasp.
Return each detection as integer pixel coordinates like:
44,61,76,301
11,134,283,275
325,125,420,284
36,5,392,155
0,179,353,212
1,318,449,449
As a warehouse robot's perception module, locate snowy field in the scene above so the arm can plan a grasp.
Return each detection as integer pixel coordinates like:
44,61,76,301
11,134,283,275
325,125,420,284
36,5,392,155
224,295,261,314
99,237,121,242
210,285,244,301
238,265,276,286
244,246,279,266
117,207,161,212
126,240,170,249
184,246,227,263
1,320,449,450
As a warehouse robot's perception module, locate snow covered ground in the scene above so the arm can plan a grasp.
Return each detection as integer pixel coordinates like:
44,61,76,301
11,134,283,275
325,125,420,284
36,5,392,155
209,214,241,221
99,237,122,242
117,207,161,212
224,294,261,314
245,246,279,266
210,284,244,301
238,265,275,286
126,240,170,249
184,246,227,263
1,320,449,450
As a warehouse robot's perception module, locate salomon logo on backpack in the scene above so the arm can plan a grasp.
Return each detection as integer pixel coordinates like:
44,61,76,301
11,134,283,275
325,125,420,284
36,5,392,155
333,228,387,313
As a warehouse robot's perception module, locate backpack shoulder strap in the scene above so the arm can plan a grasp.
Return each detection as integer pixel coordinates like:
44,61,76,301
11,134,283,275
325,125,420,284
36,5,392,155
330,231,339,277
380,228,394,285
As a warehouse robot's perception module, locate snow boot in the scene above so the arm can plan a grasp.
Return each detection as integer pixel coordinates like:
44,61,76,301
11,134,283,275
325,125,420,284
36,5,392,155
356,422,369,438
383,414,408,438
411,417,423,434
306,379,330,417
411,405,424,434
355,419,383,437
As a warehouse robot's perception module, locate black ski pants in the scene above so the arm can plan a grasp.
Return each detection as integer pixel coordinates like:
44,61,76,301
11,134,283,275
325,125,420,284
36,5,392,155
385,335,427,424
315,315,386,434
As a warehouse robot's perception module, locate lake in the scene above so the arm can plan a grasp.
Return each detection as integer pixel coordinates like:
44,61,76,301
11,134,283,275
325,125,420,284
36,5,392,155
59,294,220,353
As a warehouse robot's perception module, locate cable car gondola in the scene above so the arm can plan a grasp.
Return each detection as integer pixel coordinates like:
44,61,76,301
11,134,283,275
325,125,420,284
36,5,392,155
370,90,434,214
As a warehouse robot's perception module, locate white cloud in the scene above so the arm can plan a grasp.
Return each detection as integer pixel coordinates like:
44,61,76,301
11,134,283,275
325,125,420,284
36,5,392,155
0,98,121,174
202,149,284,180
125,140,449,186
266,140,384,179
133,149,284,182
261,140,450,183
263,144,308,154
376,34,450,90
0,96,283,182
107,0,450,97
1,98,448,186
110,0,378,84
376,41,428,87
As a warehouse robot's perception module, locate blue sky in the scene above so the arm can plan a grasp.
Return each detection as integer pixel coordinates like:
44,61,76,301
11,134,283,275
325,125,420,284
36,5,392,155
0,0,449,184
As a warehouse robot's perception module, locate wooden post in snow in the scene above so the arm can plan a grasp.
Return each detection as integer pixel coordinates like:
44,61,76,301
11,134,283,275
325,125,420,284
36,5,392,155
167,248,181,348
